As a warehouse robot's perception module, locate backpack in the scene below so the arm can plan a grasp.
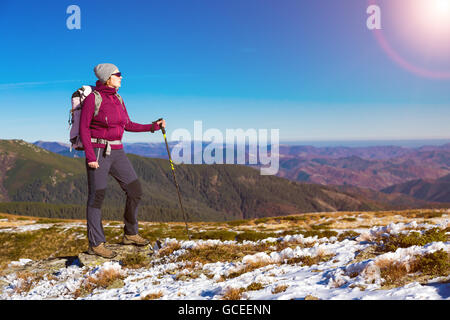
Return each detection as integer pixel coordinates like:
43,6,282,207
69,85,125,152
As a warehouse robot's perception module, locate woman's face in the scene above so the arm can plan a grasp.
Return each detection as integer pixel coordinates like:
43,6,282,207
106,69,122,88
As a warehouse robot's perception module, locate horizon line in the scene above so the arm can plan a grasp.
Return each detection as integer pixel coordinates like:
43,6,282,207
22,137,450,147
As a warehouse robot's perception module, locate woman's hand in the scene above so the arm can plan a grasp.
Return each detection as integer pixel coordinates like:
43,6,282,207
156,119,166,129
88,161,100,169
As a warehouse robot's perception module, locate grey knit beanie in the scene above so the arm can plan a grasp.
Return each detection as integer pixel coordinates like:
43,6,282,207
94,63,119,83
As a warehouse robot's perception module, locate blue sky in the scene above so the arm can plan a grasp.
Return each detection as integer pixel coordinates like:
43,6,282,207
0,0,449,144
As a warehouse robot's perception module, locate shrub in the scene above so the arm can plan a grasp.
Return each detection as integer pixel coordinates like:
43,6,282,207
157,242,181,257
13,271,44,294
142,291,163,300
271,284,289,294
221,287,242,300
413,249,449,276
378,259,409,286
280,215,308,222
226,220,249,227
337,231,360,241
311,221,333,230
285,252,334,266
254,217,270,225
299,230,338,239
245,282,265,291
121,252,149,269
377,249,449,288
235,231,277,242
0,227,86,269
193,230,237,241
178,244,269,264
226,260,274,279
74,268,125,298
382,228,448,252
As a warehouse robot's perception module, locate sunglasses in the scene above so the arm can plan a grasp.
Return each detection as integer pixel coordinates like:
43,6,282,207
111,72,122,77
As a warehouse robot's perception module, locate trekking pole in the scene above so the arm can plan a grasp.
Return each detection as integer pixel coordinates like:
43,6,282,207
155,118,192,240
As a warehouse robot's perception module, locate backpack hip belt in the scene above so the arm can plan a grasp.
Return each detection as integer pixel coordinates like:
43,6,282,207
91,138,122,156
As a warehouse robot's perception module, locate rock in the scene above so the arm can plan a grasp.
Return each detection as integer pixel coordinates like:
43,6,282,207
0,242,160,281
38,258,68,270
1,257,73,278
78,243,155,268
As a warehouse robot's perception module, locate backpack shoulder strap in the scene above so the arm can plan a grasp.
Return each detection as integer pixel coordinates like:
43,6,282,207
115,93,125,111
93,91,102,117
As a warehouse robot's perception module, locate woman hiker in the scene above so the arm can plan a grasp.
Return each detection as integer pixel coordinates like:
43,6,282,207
80,63,165,258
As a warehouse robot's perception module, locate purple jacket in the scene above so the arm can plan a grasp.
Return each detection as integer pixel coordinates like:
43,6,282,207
80,80,160,163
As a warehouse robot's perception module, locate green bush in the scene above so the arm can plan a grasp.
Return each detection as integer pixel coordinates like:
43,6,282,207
121,252,149,269
254,217,270,225
382,228,448,252
299,230,338,239
235,230,278,242
414,249,449,276
311,221,333,230
193,230,238,241
337,230,360,241
226,220,249,227
279,215,308,222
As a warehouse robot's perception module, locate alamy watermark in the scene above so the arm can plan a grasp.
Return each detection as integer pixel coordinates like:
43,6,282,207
367,4,382,30
67,4,381,31
170,121,280,176
66,5,81,30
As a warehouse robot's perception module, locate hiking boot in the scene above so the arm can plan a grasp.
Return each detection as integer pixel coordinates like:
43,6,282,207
88,242,117,259
122,234,150,246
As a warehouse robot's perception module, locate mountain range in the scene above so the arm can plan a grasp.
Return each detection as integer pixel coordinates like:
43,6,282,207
381,174,450,203
33,140,450,203
1,139,447,222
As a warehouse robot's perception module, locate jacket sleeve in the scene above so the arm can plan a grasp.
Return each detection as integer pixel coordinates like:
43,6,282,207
79,93,97,163
123,101,160,133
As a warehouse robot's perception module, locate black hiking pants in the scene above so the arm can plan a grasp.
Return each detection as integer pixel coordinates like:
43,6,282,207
86,147,142,247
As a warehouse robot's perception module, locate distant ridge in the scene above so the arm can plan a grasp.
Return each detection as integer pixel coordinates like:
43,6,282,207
1,139,446,222
32,140,450,192
381,174,450,203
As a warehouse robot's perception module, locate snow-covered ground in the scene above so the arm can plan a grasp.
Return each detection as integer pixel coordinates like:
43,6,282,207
0,218,448,300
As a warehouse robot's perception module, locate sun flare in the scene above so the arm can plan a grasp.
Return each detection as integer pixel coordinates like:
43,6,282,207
370,0,450,78
419,0,450,29
431,0,450,15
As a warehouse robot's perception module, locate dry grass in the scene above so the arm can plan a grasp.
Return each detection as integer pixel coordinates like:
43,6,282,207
73,268,125,298
221,287,243,300
285,250,334,267
0,227,87,270
142,291,164,300
157,242,181,258
12,271,45,294
271,284,289,294
352,246,379,263
1,209,447,273
176,242,278,265
376,259,410,287
245,282,265,291
174,261,204,281
375,249,450,288
226,260,274,279
121,252,149,269
304,295,320,300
